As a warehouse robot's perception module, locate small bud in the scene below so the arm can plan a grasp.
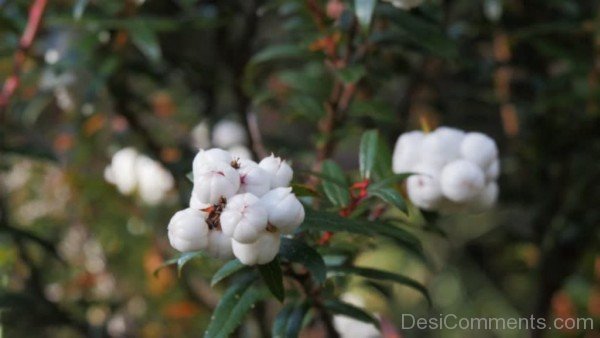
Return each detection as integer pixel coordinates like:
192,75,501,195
420,127,465,167
237,159,271,197
259,187,305,234
193,161,240,204
232,231,281,266
392,131,424,173
212,120,247,149
206,230,234,259
460,132,498,169
441,160,485,202
406,163,444,210
168,208,209,252
220,193,268,244
258,154,293,188
192,148,233,175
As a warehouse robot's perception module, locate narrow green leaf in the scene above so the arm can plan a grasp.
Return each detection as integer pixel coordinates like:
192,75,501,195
323,299,380,328
359,130,379,179
128,21,162,63
301,210,424,259
250,44,310,64
369,173,413,190
258,257,285,302
355,0,377,32
372,134,394,180
368,186,407,212
322,160,350,207
329,266,432,307
211,259,247,286
280,238,327,284
285,302,310,338
272,303,295,338
205,276,267,338
153,251,204,277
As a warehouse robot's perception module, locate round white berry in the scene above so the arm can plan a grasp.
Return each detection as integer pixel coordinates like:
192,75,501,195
168,208,209,252
441,160,485,202
232,231,281,265
190,120,211,150
193,161,240,204
420,127,465,166
236,159,271,197
206,230,234,259
460,132,498,169
220,193,268,244
392,130,424,173
406,163,444,210
110,147,139,195
258,154,293,188
468,182,499,212
259,187,305,234
229,145,253,160
189,192,211,210
135,155,174,205
192,148,233,175
485,159,500,182
212,120,247,149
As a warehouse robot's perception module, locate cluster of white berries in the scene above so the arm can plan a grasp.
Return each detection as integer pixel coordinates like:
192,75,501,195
190,119,252,161
392,127,499,213
104,147,174,205
168,148,305,265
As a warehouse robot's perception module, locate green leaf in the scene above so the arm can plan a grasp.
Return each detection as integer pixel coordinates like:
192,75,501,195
368,186,407,212
322,160,350,207
335,65,366,84
205,277,267,338
280,238,327,284
291,183,319,197
211,259,248,286
372,134,394,180
329,266,432,306
272,303,295,338
323,299,380,328
250,44,310,64
258,257,285,302
153,251,204,277
359,130,379,179
285,302,310,338
301,210,424,259
355,0,377,32
128,20,162,63
369,173,413,190
297,169,348,188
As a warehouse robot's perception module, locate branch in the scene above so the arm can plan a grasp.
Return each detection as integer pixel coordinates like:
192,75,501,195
0,0,48,116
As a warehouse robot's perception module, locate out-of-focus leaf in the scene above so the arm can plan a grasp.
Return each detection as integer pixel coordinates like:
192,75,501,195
258,257,285,302
301,210,424,259
322,160,350,207
335,65,366,84
205,277,267,338
297,169,348,188
323,299,380,328
250,44,310,64
355,0,377,32
272,303,295,338
329,266,432,306
153,251,204,277
73,0,90,21
280,238,327,284
128,21,162,63
359,129,379,179
292,183,319,197
285,302,310,338
211,259,248,286
368,186,407,212
369,173,413,190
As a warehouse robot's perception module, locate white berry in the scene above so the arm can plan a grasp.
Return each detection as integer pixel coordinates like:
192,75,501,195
168,208,209,252
212,120,248,149
258,154,293,188
192,148,233,176
232,231,281,265
237,159,271,197
406,163,444,210
460,132,498,169
420,127,464,166
441,160,485,202
110,147,138,195
193,161,240,204
392,130,424,173
220,193,268,244
206,230,234,259
259,187,305,234
468,182,499,212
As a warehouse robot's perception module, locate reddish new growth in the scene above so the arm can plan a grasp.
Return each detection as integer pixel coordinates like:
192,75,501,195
319,179,370,245
201,196,227,230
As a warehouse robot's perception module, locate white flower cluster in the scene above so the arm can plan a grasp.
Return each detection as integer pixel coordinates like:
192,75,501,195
104,148,175,205
168,148,305,265
190,119,252,160
392,127,499,213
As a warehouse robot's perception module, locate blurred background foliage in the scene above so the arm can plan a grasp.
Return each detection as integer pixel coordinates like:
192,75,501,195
0,0,599,337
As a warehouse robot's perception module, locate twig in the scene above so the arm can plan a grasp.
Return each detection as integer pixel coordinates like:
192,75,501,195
0,0,48,116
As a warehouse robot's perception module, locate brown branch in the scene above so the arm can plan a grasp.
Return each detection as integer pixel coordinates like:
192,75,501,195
0,0,48,116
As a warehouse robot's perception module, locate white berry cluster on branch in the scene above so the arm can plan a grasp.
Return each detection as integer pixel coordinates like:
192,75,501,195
393,127,500,213
168,148,305,265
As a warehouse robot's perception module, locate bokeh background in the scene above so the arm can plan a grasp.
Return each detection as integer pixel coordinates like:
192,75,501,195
0,0,599,337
